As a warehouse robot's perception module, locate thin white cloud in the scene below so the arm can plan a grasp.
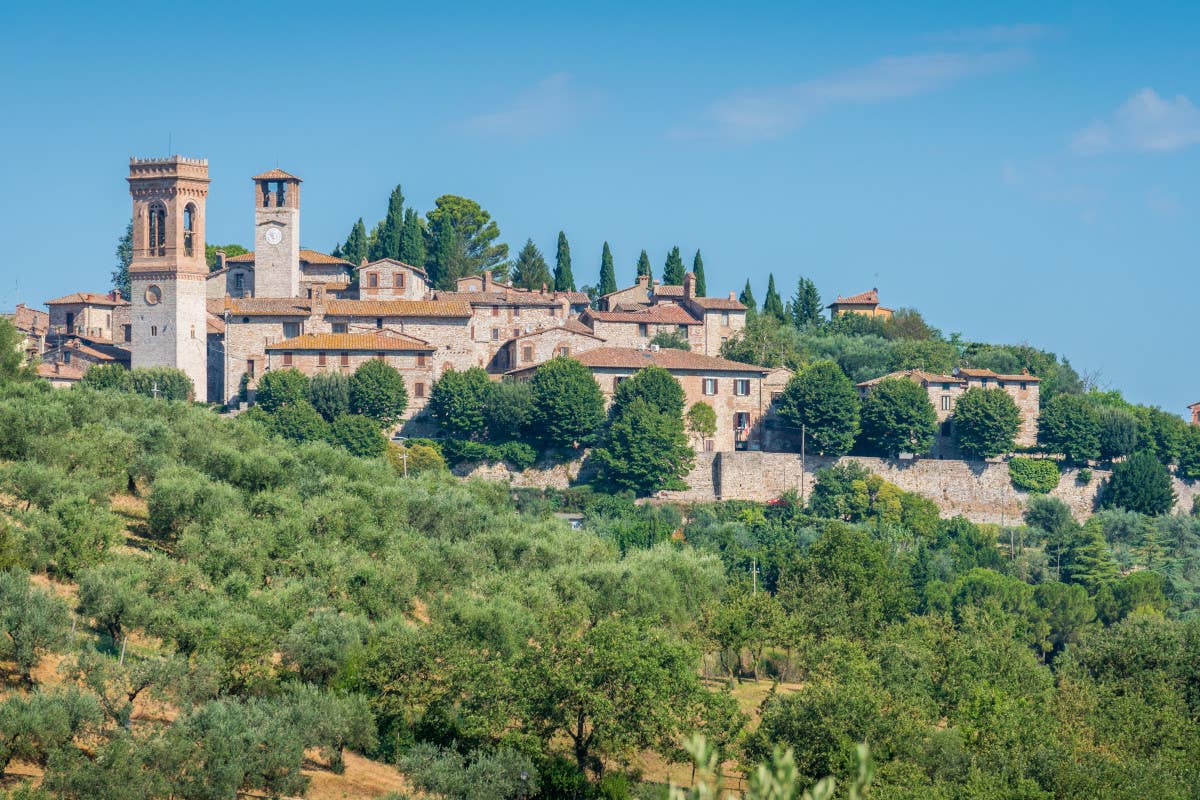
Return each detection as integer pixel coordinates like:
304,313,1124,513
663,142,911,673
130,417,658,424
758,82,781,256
1072,88,1200,155
929,23,1050,44
679,50,1029,142
461,73,591,140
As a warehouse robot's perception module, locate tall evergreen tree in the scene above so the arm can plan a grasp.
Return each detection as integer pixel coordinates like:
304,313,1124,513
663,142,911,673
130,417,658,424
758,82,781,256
424,195,509,289
553,231,575,291
338,219,369,268
692,250,707,297
398,208,426,267
739,280,758,317
762,273,785,322
111,220,133,298
369,185,406,261
598,242,617,297
790,276,822,329
636,250,652,281
511,239,552,290
662,246,686,285
428,224,465,290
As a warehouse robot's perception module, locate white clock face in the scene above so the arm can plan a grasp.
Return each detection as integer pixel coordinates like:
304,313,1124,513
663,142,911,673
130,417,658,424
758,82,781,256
265,227,283,245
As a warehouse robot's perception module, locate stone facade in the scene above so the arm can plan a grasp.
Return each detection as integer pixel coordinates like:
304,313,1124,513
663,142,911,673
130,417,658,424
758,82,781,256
582,305,706,351
127,156,211,402
598,275,652,310
251,169,301,298
827,288,893,319
359,259,430,300
46,292,128,343
498,320,605,372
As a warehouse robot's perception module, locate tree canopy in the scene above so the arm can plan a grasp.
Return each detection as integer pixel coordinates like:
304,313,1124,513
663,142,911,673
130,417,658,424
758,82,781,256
859,377,937,456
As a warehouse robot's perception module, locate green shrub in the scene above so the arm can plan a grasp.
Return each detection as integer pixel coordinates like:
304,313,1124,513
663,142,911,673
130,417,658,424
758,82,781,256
327,414,387,458
1009,457,1060,494
1076,468,1093,485
441,439,538,470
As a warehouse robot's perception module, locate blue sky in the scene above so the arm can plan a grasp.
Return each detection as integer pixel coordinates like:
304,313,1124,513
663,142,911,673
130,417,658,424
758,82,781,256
2,1,1197,411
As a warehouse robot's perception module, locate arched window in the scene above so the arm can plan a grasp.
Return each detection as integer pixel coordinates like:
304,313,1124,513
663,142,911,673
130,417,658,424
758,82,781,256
148,204,166,256
150,325,158,336
184,204,197,256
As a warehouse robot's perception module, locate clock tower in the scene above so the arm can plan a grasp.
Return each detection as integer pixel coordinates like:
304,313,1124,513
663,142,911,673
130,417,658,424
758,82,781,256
128,156,210,402
252,168,301,298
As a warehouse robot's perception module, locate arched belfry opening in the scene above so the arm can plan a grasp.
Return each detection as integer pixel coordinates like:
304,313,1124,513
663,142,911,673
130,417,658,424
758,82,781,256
184,203,197,256
148,203,166,256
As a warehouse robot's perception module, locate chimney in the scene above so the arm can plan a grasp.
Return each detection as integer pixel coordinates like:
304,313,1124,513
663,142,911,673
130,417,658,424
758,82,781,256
216,250,226,271
483,271,493,292
311,284,327,321
541,283,547,295
728,291,736,301
683,272,695,299
637,274,649,290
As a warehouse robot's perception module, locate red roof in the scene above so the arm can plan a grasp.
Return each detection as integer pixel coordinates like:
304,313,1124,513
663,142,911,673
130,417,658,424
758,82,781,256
954,367,1040,382
511,319,603,341
687,296,746,311
8,304,49,334
856,370,963,389
828,289,880,307
362,258,429,279
45,291,129,307
265,332,435,352
37,361,87,381
251,168,301,181
225,249,351,266
326,300,472,318
511,346,767,375
584,305,701,325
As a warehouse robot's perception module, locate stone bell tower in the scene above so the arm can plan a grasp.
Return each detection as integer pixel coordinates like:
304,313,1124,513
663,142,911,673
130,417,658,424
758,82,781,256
127,156,211,402
252,168,302,298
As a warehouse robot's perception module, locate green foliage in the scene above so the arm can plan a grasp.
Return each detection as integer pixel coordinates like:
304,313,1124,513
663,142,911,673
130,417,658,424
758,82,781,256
739,279,757,315
881,308,936,341
952,387,1021,459
429,367,492,438
650,329,691,350
529,356,605,448
349,359,408,426
0,319,38,383
1039,393,1101,463
79,364,130,392
612,365,685,418
441,438,538,470
961,342,1083,401
663,246,686,285
790,276,822,330
205,242,249,269
775,360,860,456
686,402,717,439
336,217,369,268
719,315,802,370
0,568,70,683
254,368,310,412
126,367,193,402
267,400,330,443
636,249,652,281
369,185,407,261
859,377,937,456
598,242,618,297
1178,425,1200,481
692,250,707,297
386,442,446,476
762,273,786,322
1100,451,1176,515
1097,405,1140,461
511,238,552,290
308,371,351,422
1008,457,1061,493
400,743,539,800
328,414,387,458
111,220,133,298
554,231,576,291
593,396,694,495
425,194,509,289
482,379,534,442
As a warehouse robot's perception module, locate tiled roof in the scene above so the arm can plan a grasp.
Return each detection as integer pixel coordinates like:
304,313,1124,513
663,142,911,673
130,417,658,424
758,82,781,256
45,292,129,307
363,258,429,279
206,312,225,335
584,305,701,325
553,346,768,374
37,361,87,381
251,168,301,181
61,340,115,361
8,304,49,334
326,299,472,318
434,289,566,307
828,289,880,307
265,332,435,352
954,367,1040,382
224,298,311,316
687,296,747,311
652,285,685,297
560,291,592,304
512,319,603,341
225,249,352,266
856,370,964,389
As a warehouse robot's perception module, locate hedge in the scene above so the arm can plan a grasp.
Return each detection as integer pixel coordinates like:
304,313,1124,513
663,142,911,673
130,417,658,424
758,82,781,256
1009,457,1060,494
441,439,537,471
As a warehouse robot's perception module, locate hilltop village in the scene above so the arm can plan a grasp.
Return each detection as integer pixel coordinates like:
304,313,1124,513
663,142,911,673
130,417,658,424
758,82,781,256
7,155,1056,462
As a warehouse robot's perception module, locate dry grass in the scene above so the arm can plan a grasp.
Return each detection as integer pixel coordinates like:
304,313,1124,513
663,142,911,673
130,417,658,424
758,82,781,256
302,752,411,800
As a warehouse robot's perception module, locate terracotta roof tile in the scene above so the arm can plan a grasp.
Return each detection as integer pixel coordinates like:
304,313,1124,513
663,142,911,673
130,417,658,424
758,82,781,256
225,298,311,316
856,369,963,389
225,249,352,266
37,360,88,381
45,291,129,307
251,168,301,181
265,332,435,352
326,299,472,318
954,367,1040,382
652,284,685,297
511,319,603,341
434,288,568,307
363,258,429,279
584,305,701,325
7,304,49,334
511,346,767,374
828,289,880,307
687,296,747,311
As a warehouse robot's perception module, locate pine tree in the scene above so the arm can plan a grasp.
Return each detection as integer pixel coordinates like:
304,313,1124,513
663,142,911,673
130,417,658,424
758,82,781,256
369,185,406,261
398,208,426,267
790,276,822,329
553,231,576,291
598,242,617,296
339,218,369,268
511,239,552,290
636,250,652,281
762,273,785,322
692,250,707,297
662,246,685,285
429,224,463,290
739,280,757,317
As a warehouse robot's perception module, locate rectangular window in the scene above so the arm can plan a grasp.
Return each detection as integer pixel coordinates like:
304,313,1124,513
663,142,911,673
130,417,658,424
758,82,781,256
340,352,350,367
234,274,244,291
721,312,730,326
1020,382,1027,391
368,273,379,288
396,273,405,289
513,328,519,338
122,324,131,343
514,306,521,318
492,305,500,317
559,346,569,356
704,378,717,395
522,345,534,362
491,328,499,341
62,350,71,363
318,352,326,366
735,412,750,431
941,395,952,411
414,382,425,398
283,322,300,338
246,359,255,377
734,379,750,396
282,352,292,366
678,324,688,336
550,306,558,317
638,323,649,337
704,439,715,452
942,382,951,390
376,318,383,329
417,353,427,367
332,322,347,334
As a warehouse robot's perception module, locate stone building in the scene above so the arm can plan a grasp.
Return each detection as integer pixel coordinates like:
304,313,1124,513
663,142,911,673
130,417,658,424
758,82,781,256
359,259,431,300
46,291,128,344
1189,402,1200,425
827,288,893,320
264,332,437,415
213,249,356,299
508,346,780,452
856,367,1040,455
127,156,211,402
496,319,605,372
4,304,48,359
597,274,653,311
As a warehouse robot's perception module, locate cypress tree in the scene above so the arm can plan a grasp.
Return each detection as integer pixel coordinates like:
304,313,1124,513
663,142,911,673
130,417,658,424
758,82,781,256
739,280,757,316
636,250,652,281
554,231,576,291
598,242,617,296
511,239,552,290
692,250,707,297
763,273,785,321
790,276,822,328
398,208,426,267
662,246,685,285
369,185,406,261
339,219,369,268
429,224,463,290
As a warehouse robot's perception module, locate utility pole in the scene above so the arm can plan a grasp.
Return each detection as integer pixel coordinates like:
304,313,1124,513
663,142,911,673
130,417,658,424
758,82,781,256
799,423,807,504
751,559,759,596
